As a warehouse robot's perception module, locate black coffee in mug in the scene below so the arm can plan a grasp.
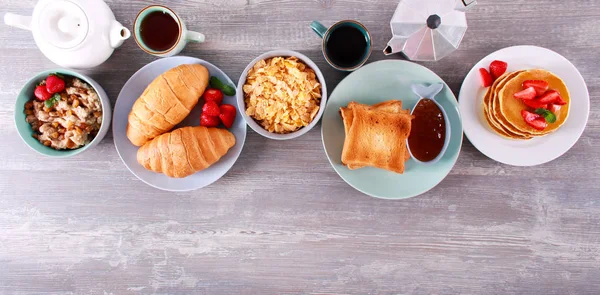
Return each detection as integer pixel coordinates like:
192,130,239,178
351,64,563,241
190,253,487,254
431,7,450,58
139,11,180,51
326,25,368,68
311,20,372,71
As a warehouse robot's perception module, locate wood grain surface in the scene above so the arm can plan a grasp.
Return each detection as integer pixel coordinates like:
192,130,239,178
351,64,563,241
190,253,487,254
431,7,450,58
1,0,599,294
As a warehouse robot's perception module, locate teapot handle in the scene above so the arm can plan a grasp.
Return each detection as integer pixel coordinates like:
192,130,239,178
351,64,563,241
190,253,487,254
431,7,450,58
4,13,32,31
457,0,477,11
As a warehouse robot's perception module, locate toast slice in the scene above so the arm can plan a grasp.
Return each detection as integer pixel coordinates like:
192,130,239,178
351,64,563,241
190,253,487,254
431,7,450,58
341,100,407,133
340,101,411,170
341,102,412,174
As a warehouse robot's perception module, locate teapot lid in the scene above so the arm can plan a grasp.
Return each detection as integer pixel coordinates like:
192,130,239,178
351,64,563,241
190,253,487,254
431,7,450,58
36,0,89,49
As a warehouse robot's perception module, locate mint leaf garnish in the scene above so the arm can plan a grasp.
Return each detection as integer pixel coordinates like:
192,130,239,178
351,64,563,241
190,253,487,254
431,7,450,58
535,108,557,123
44,93,61,108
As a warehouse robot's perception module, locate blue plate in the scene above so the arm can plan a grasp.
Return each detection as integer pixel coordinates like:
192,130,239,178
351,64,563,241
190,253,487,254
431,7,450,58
321,60,463,199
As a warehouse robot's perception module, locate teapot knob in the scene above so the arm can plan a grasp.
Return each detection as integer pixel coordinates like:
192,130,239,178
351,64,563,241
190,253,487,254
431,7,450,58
426,15,442,30
57,17,80,34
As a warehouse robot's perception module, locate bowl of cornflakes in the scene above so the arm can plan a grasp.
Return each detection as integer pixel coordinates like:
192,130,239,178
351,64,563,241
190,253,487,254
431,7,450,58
237,50,327,140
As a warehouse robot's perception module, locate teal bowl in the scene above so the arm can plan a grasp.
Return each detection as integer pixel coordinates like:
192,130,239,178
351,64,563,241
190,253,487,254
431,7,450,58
14,69,112,157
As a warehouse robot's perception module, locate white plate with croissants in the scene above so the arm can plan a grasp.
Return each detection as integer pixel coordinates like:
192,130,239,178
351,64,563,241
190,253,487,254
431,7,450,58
113,56,246,191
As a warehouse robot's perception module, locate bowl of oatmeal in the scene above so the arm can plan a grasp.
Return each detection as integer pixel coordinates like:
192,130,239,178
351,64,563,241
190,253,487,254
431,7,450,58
236,50,328,140
14,69,111,157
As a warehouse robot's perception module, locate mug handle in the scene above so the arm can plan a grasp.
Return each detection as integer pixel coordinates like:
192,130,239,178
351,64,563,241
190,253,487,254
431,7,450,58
185,31,205,43
310,21,328,38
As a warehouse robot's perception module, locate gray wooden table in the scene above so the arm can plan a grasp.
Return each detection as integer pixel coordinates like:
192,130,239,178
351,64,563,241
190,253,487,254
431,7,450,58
1,0,599,294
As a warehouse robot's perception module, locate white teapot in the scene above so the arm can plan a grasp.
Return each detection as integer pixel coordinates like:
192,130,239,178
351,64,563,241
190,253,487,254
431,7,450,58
4,0,130,69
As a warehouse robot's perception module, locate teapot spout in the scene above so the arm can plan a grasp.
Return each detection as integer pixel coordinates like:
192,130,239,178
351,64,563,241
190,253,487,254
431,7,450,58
383,36,407,56
383,45,394,56
109,20,131,49
4,13,32,31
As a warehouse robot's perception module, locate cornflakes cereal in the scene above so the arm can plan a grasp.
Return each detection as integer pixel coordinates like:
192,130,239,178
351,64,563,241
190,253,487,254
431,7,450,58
243,56,322,134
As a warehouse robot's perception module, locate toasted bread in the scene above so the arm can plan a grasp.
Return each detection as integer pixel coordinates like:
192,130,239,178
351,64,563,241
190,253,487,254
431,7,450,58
340,101,411,170
341,102,412,174
341,100,406,133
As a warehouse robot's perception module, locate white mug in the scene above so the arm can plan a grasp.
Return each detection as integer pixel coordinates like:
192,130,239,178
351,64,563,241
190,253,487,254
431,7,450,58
133,5,205,57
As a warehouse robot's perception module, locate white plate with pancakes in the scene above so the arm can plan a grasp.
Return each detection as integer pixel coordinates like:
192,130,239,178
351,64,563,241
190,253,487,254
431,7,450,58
459,45,590,166
113,56,247,191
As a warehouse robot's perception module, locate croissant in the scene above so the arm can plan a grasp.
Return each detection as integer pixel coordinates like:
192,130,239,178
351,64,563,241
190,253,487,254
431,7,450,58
127,64,209,146
137,126,236,178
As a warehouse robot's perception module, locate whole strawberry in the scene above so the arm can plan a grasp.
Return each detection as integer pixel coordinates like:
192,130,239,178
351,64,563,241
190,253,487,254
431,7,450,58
219,104,237,129
479,68,493,87
200,112,220,127
202,88,224,105
34,85,52,101
46,75,65,94
489,60,508,80
202,101,221,117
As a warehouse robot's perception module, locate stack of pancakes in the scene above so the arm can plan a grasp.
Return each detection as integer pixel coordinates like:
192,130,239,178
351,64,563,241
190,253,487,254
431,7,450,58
339,100,413,174
483,69,571,139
